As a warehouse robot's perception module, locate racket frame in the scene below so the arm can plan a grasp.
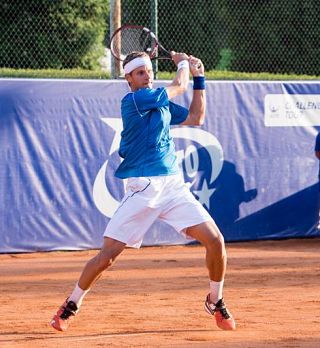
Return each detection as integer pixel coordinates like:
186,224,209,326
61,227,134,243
110,24,171,61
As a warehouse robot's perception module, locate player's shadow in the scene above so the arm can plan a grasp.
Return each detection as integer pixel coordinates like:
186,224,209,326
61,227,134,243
230,183,319,241
210,160,257,230
212,160,319,242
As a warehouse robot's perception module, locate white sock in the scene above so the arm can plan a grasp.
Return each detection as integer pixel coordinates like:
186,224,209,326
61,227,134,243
209,280,224,304
68,283,90,308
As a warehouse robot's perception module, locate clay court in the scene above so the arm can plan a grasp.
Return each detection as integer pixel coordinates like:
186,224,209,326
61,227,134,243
1,238,319,348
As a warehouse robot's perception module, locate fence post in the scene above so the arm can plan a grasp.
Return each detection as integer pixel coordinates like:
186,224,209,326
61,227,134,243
150,0,158,79
110,0,121,79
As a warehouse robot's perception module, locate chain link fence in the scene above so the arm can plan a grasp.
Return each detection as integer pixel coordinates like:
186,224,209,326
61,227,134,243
119,0,320,76
1,1,320,76
0,0,109,70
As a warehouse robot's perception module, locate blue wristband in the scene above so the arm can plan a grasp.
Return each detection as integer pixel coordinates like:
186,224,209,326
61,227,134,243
193,76,205,90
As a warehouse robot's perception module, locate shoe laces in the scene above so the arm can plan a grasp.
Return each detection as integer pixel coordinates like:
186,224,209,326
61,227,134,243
60,301,78,320
215,299,231,320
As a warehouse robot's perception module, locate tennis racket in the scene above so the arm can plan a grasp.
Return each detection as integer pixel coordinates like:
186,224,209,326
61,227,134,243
110,24,172,61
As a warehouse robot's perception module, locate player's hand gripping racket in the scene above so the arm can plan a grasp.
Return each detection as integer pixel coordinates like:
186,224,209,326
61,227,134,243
110,24,172,61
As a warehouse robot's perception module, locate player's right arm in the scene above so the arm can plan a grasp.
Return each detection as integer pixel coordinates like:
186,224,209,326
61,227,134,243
165,52,189,99
315,151,320,160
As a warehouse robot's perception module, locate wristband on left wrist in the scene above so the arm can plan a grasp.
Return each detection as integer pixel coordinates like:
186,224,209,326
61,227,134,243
193,76,205,90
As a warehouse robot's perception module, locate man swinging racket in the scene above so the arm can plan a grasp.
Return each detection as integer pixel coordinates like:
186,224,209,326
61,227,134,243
51,51,236,332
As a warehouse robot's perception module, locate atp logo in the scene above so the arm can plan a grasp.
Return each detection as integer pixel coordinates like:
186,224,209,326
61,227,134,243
93,117,224,217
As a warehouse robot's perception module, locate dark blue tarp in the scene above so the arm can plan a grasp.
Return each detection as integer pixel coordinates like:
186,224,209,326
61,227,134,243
0,79,319,252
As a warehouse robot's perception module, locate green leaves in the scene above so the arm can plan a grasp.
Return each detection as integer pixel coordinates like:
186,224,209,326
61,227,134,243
0,0,108,69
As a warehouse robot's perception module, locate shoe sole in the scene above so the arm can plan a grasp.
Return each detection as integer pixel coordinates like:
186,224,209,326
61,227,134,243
204,302,236,331
50,318,66,332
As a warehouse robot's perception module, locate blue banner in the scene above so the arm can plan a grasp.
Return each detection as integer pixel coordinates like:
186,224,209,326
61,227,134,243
0,79,319,252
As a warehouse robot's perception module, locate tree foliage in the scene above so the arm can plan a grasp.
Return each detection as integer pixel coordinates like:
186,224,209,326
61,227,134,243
0,0,108,69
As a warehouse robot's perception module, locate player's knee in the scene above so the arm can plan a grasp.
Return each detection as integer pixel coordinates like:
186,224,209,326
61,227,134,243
207,231,226,256
95,253,114,271
103,257,114,270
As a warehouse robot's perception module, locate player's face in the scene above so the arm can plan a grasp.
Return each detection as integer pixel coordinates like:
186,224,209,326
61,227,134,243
126,65,154,91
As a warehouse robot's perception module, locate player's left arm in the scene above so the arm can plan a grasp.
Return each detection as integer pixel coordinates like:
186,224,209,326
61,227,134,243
315,133,320,159
180,56,206,126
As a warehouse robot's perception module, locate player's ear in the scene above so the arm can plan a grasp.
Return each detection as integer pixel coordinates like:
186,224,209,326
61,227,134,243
125,73,132,86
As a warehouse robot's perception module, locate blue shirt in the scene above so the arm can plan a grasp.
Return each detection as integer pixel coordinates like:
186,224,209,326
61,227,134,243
115,87,188,178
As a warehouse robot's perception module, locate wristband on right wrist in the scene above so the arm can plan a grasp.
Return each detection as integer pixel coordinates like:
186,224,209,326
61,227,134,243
177,60,189,70
193,76,206,90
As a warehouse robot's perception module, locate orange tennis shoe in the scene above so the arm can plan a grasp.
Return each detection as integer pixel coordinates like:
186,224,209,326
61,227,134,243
204,294,236,330
50,299,78,332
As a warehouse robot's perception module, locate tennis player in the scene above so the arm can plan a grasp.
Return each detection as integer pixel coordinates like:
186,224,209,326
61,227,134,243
50,51,236,331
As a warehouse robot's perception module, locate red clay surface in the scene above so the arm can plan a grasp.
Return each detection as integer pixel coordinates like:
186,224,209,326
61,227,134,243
1,238,320,347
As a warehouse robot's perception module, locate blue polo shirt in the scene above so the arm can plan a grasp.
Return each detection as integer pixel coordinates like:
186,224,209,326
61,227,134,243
115,87,188,178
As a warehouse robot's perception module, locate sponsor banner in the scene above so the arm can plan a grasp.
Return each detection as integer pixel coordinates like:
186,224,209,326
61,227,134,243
265,94,320,127
0,79,319,252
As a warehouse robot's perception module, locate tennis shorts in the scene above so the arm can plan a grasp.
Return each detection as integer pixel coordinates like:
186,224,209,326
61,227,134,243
103,174,213,248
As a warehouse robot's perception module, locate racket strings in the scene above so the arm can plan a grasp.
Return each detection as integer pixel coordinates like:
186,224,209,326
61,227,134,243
111,27,158,60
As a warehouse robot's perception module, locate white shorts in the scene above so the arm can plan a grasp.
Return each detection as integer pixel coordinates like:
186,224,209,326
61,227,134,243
104,174,213,248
